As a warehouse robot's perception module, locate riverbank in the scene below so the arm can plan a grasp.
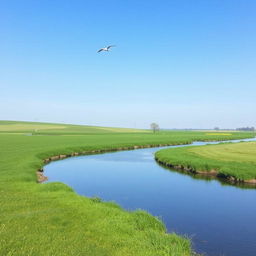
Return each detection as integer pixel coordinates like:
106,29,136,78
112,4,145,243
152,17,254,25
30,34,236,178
155,141,256,185
0,121,254,255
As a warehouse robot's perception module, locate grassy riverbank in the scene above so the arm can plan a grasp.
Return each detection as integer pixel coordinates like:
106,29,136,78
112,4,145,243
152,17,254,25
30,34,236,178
155,141,256,184
0,121,254,255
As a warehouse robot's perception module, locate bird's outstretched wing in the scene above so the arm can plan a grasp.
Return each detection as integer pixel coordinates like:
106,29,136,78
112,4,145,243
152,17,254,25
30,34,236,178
97,48,104,53
107,45,116,49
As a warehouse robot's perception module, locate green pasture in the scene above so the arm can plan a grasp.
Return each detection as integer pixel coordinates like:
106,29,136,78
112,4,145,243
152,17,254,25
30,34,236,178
0,121,254,256
155,141,256,181
0,120,148,134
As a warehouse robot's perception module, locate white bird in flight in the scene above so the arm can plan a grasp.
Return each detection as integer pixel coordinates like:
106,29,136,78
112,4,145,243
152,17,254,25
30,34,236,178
97,45,116,53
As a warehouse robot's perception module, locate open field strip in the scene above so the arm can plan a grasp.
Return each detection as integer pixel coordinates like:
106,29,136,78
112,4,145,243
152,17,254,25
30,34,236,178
0,120,149,134
155,141,256,184
0,121,254,256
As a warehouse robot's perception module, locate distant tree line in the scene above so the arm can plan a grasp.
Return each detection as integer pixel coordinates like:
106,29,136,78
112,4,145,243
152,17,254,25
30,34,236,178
236,127,255,131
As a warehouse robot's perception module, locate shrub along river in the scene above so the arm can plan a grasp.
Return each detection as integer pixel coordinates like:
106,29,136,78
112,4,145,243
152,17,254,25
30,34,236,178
44,138,256,256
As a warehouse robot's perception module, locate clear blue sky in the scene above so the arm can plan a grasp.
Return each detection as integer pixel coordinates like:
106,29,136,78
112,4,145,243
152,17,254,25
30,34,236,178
1,0,255,129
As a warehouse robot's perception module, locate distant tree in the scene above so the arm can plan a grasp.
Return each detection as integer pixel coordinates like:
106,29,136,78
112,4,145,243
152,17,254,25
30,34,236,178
214,127,220,131
150,123,159,133
236,126,255,131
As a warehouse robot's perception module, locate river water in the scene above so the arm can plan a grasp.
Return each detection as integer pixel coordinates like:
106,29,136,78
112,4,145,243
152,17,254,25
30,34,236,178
44,138,256,256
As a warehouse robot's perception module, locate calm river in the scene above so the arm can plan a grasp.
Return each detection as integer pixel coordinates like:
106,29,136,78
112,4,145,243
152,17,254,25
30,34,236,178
44,138,256,256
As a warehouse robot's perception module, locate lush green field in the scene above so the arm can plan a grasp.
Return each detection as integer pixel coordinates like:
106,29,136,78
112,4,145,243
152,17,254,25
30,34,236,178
0,120,149,134
155,141,256,183
0,121,254,256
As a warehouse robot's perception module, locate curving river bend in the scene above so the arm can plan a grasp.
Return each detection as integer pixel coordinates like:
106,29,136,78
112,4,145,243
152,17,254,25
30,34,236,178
44,138,256,256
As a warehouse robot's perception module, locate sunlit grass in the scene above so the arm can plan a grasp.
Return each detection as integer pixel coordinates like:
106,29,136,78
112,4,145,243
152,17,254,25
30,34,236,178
0,120,149,134
155,141,256,181
205,133,232,136
189,142,256,164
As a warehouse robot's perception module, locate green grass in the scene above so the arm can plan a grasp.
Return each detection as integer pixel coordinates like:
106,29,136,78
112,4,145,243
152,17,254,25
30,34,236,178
0,121,254,256
155,141,256,182
0,120,149,134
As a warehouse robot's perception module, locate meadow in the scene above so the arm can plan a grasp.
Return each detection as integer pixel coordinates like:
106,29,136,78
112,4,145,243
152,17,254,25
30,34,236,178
155,141,256,183
0,121,254,256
